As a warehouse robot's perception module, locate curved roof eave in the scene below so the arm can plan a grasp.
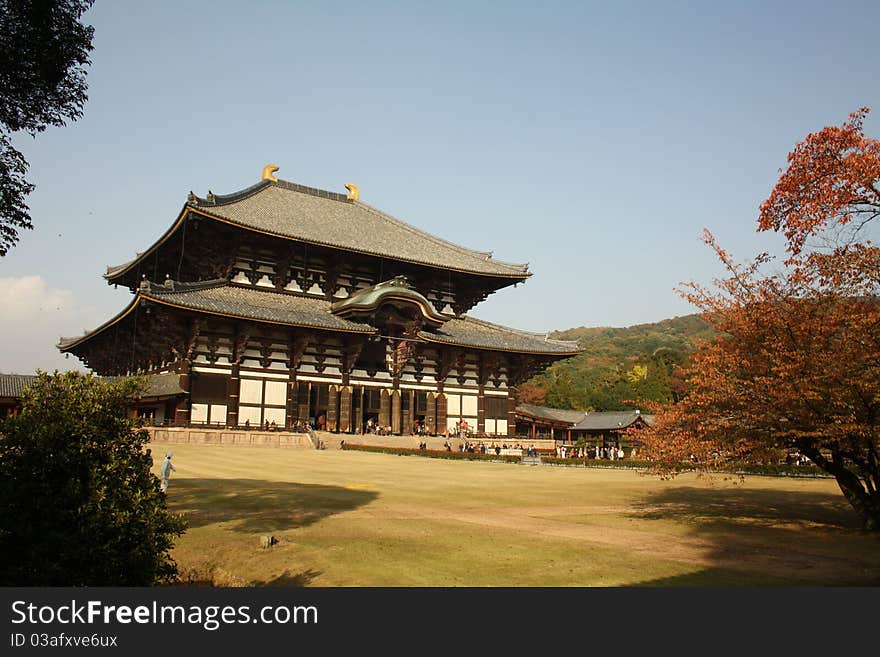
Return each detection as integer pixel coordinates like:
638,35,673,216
58,295,143,351
104,205,191,283
416,332,582,356
59,288,377,353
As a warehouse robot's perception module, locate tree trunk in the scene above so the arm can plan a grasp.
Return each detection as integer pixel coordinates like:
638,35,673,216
835,478,880,531
801,446,880,531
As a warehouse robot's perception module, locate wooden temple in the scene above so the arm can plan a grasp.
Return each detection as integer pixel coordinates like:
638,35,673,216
59,167,580,437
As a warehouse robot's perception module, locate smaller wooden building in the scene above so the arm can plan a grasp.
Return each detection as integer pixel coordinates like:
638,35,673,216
0,374,37,418
514,404,653,446
0,373,185,423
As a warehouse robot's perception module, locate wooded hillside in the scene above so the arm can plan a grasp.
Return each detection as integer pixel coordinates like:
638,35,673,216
520,314,717,411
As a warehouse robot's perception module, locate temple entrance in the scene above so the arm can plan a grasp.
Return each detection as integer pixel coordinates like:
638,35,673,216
361,387,382,433
309,383,329,430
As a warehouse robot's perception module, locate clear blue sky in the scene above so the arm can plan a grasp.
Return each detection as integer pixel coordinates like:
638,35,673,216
2,0,878,373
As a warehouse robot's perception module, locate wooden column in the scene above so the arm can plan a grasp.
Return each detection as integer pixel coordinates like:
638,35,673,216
435,392,447,435
391,389,402,435
426,392,437,435
174,360,191,426
354,386,364,434
477,386,486,434
327,385,339,432
379,389,391,429
339,386,352,433
226,362,241,428
298,381,311,427
286,379,298,429
286,332,309,430
507,394,517,438
402,389,413,434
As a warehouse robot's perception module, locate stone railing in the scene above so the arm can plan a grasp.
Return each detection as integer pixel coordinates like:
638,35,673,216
146,426,313,449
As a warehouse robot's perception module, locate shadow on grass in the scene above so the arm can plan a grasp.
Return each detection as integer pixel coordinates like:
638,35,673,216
628,486,880,586
168,478,379,533
258,569,322,587
635,486,856,529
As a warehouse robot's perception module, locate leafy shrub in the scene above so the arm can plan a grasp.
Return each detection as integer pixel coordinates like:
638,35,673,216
0,372,187,585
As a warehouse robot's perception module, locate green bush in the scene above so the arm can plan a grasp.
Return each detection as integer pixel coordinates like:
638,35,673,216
341,444,522,463
340,445,830,478
0,372,187,585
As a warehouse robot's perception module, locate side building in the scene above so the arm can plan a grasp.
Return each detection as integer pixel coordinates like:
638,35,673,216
59,167,581,436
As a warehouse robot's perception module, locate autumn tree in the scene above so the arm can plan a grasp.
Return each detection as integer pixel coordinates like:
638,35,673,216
0,0,95,256
639,109,880,530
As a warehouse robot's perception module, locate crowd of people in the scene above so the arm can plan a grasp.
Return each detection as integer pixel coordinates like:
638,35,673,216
551,444,636,460
436,440,532,455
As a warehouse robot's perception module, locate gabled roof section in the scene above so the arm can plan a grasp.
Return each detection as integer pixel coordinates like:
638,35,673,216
331,276,448,329
515,404,588,424
0,373,184,401
0,374,38,399
107,176,531,282
572,410,653,431
419,316,582,355
513,405,654,429
59,281,375,352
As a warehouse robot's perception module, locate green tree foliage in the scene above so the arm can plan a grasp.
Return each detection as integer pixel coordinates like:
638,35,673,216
523,314,715,411
0,0,95,255
0,372,186,585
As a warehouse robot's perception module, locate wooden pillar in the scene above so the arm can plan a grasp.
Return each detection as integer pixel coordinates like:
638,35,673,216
174,360,191,426
339,386,352,433
391,389,402,435
401,389,413,434
354,385,364,434
531,422,536,439
298,381,311,427
326,385,339,432
426,392,437,435
379,389,391,429
227,363,241,428
284,371,299,431
507,394,517,438
567,429,572,443
477,386,486,434
435,392,447,435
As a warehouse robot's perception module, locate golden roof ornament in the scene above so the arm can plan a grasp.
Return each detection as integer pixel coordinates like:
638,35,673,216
262,164,279,182
345,182,360,201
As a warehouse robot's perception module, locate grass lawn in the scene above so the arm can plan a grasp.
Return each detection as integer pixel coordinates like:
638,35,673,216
152,443,880,587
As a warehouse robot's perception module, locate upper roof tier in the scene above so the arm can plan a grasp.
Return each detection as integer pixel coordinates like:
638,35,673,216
106,175,532,283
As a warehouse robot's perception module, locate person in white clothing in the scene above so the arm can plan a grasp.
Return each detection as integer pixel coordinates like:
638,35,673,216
159,452,176,493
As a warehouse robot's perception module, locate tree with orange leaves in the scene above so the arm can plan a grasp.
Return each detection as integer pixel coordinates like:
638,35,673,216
639,109,880,530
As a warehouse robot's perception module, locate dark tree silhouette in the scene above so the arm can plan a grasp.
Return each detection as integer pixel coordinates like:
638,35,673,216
0,0,95,255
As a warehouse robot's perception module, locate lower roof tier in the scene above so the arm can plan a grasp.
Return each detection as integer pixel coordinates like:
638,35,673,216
59,281,581,365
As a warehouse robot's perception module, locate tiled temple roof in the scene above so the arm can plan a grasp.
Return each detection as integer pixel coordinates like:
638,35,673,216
420,316,581,355
514,405,654,429
0,374,38,399
0,373,184,401
572,410,653,431
515,403,588,424
107,177,531,281
141,281,375,334
60,282,580,356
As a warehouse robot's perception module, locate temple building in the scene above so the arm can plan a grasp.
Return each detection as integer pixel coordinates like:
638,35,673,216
59,166,580,437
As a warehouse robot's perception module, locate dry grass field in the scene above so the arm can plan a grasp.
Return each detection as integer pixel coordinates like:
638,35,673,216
151,443,880,587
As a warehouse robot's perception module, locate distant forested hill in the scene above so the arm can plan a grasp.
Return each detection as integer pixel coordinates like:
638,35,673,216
520,314,718,411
